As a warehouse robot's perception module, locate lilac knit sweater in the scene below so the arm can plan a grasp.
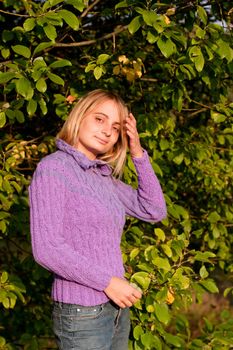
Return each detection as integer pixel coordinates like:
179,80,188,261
29,139,167,306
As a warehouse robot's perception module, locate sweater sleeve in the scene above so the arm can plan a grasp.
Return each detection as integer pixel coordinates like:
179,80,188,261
112,150,167,222
29,160,112,291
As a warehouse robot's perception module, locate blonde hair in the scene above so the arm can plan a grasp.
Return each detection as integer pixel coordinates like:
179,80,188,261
57,89,129,177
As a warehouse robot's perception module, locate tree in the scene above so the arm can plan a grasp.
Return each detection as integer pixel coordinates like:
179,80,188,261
0,0,233,349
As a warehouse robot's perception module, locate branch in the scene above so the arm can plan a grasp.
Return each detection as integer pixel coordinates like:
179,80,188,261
141,77,158,82
187,107,208,117
81,0,102,18
54,25,128,48
191,100,212,109
0,9,29,17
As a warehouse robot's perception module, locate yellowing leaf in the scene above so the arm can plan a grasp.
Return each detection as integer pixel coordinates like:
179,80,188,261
166,288,175,304
118,55,129,64
163,15,170,25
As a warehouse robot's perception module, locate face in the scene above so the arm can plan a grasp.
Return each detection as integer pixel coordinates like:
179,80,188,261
76,99,121,160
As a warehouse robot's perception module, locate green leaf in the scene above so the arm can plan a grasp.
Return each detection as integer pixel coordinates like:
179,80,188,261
0,112,6,128
15,110,25,123
2,30,14,43
130,248,140,260
43,0,64,11
12,45,31,59
189,46,204,72
59,9,80,30
154,228,166,242
1,271,8,283
36,77,47,92
215,39,233,62
159,138,169,150
0,337,6,347
133,325,143,340
194,251,216,262
153,257,171,271
16,77,34,100
96,54,110,65
49,59,72,69
66,0,86,12
131,271,151,290
142,10,157,26
44,12,63,26
94,66,103,80
200,265,209,279
161,244,172,258
1,48,10,59
199,279,219,293
27,99,37,116
207,211,221,223
173,153,184,165
5,109,15,120
157,37,176,58
38,98,48,115
155,303,171,325
33,41,54,55
173,204,189,219
115,1,128,10
223,287,233,298
141,332,162,349
85,63,96,73
197,5,208,25
146,31,158,44
3,297,10,308
164,333,183,347
47,72,64,85
195,25,206,39
205,45,214,60
194,53,205,72
128,16,141,35
0,211,10,220
0,72,16,84
23,18,36,31
211,111,226,123
43,23,57,41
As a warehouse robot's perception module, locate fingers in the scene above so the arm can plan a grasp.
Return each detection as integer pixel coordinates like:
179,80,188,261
114,293,141,308
118,287,142,308
104,277,142,309
125,114,139,142
125,114,137,134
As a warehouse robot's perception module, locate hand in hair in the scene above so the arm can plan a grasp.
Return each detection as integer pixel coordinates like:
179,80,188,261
125,113,143,158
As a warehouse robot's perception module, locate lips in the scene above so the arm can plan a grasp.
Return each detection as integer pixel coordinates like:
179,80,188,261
95,137,108,145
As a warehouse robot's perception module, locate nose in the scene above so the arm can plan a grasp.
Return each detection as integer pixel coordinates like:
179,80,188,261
102,126,112,137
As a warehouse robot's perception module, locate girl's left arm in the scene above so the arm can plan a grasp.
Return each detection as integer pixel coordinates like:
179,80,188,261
112,150,167,222
112,113,167,222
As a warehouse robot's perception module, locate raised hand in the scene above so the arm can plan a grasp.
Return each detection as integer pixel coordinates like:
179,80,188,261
125,113,143,158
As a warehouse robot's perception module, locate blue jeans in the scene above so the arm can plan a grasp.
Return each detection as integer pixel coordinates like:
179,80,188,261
52,301,130,350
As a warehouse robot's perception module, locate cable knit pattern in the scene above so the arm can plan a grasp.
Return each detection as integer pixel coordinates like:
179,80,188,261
29,139,167,306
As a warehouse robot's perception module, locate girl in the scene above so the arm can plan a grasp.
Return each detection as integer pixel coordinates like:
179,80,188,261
29,89,167,350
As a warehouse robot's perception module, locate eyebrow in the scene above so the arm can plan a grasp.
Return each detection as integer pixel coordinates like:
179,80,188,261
94,112,121,125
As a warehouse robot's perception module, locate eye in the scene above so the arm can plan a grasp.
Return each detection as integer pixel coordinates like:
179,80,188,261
113,126,120,133
95,116,103,123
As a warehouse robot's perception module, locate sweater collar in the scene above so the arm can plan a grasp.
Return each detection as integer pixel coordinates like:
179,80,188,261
56,139,112,176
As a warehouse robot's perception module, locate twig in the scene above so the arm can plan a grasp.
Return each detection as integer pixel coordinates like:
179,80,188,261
191,100,212,109
188,107,207,117
141,77,158,82
0,9,29,17
81,0,102,18
53,25,128,48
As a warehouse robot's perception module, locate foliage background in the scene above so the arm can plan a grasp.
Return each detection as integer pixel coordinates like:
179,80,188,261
0,0,233,349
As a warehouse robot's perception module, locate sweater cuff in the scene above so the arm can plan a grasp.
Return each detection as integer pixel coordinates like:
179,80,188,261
132,149,149,165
